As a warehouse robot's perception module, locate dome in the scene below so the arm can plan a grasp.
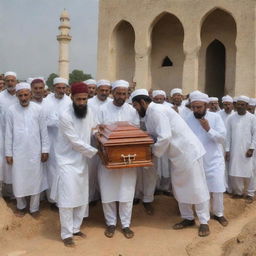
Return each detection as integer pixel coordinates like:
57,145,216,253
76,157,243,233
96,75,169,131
60,9,69,20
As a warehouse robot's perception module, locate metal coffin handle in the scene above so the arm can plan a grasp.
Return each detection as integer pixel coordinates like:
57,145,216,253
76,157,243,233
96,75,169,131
121,154,137,165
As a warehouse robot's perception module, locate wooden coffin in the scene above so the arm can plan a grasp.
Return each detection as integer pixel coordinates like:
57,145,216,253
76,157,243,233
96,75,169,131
96,121,154,169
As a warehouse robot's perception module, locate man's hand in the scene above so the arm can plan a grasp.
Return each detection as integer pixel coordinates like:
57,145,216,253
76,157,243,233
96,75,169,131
41,153,49,162
199,118,210,132
246,149,254,158
6,156,13,165
225,152,230,161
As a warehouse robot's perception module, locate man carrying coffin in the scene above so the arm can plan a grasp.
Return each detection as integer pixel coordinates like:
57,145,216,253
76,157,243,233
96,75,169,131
131,89,210,237
97,80,140,239
51,82,98,247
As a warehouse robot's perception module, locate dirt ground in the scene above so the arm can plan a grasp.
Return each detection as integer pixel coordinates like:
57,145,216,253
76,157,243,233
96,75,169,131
1,194,256,256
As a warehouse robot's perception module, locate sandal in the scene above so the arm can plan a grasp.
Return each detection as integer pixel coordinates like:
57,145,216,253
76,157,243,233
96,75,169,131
198,224,210,237
63,237,75,247
122,227,134,239
173,219,195,230
104,225,116,238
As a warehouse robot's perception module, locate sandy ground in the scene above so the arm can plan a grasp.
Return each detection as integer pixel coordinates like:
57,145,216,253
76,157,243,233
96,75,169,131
0,194,256,256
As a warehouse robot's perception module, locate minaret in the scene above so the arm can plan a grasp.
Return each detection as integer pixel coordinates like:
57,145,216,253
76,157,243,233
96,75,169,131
57,9,72,79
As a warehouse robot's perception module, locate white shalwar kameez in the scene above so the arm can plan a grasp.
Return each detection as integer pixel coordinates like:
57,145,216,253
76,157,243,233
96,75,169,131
184,111,226,217
226,112,256,196
87,95,112,202
51,104,98,240
43,93,71,202
5,102,49,212
144,102,210,224
97,101,140,228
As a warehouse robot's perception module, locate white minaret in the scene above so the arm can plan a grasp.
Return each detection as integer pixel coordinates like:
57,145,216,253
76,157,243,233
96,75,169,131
57,9,72,79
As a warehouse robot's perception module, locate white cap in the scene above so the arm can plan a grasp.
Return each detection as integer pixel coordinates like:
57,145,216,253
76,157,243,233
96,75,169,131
190,91,209,103
237,95,250,104
208,97,219,102
53,77,68,85
4,71,17,78
152,90,166,98
249,98,256,106
111,80,129,90
131,89,149,100
84,79,96,85
170,88,182,97
96,79,111,87
16,82,31,92
26,78,33,84
222,95,233,103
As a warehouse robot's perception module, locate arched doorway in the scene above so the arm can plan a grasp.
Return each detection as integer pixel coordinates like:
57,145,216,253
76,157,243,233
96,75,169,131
199,8,237,97
150,12,184,92
110,20,135,82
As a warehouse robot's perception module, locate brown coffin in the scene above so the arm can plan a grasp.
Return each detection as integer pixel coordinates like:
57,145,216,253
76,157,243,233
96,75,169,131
96,121,154,169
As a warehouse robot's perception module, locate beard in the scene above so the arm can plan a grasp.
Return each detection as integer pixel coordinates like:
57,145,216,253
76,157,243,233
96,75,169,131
73,103,87,119
138,106,146,118
194,110,206,119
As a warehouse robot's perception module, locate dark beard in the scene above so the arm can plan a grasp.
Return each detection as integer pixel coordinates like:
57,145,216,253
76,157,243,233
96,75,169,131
194,110,206,119
73,103,87,119
138,107,146,118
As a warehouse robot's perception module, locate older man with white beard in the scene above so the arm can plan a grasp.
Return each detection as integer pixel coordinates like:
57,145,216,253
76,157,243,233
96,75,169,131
97,80,139,239
5,82,49,217
43,77,72,205
0,71,18,197
131,89,210,237
51,82,98,247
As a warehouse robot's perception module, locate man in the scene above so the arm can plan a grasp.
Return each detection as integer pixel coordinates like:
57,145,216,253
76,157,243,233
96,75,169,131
0,78,5,92
152,90,172,106
184,91,228,227
87,79,112,204
51,82,98,247
219,95,234,126
208,97,220,112
97,80,139,239
247,98,256,114
65,85,71,96
226,96,256,203
0,71,18,197
84,79,97,98
43,77,72,205
30,78,46,104
5,82,49,217
131,89,210,237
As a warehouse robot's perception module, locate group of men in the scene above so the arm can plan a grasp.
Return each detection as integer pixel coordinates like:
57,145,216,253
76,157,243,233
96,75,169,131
0,71,255,247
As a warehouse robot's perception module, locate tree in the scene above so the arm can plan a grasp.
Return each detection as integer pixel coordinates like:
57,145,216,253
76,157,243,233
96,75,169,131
46,73,58,90
69,69,92,84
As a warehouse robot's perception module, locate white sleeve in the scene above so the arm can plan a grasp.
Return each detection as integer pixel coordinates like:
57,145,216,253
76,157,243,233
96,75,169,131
207,115,226,145
5,110,13,157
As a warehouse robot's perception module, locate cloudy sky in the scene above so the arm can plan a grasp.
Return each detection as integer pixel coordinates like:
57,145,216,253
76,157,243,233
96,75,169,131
0,0,99,80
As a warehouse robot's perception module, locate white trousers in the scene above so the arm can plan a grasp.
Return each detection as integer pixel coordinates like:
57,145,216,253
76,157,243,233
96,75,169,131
135,167,157,202
16,193,40,213
230,176,256,196
178,200,210,224
211,192,224,217
102,201,133,228
59,205,87,240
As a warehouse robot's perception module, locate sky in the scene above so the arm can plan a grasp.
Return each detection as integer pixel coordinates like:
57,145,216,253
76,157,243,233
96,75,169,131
0,0,99,80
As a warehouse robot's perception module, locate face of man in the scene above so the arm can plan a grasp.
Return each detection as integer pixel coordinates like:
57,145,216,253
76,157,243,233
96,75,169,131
236,101,248,115
16,89,31,107
112,87,128,107
247,105,256,114
171,93,183,106
72,93,88,119
54,83,66,99
0,79,5,91
97,85,111,101
153,95,165,104
133,100,147,118
31,82,45,101
208,101,219,112
88,84,96,98
191,101,207,119
5,75,17,94
65,87,71,96
222,102,233,114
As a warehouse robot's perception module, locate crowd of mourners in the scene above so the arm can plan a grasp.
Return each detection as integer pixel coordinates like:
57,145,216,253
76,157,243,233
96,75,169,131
0,71,255,247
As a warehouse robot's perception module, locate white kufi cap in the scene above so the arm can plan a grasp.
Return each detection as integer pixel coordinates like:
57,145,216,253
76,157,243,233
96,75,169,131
208,97,219,102
53,77,68,85
84,79,96,85
16,82,31,92
152,90,166,98
222,95,233,103
190,91,209,103
237,95,250,104
111,80,129,90
4,71,17,78
131,89,149,100
170,88,182,97
96,79,111,87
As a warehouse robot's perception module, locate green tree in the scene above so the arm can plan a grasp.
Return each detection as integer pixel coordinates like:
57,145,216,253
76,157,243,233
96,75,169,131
46,73,58,90
69,69,92,84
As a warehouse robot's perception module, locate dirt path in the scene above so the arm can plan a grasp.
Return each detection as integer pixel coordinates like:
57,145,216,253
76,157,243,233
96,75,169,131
0,195,254,256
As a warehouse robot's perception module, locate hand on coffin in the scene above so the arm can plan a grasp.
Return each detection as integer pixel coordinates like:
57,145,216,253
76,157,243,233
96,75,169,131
246,149,254,158
6,156,13,165
41,153,49,162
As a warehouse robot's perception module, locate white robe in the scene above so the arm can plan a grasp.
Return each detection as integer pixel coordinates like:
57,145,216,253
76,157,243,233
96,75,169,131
51,105,98,208
226,112,256,178
43,94,72,190
184,111,226,192
218,109,234,127
97,101,140,203
144,102,209,204
0,90,17,183
5,102,49,197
